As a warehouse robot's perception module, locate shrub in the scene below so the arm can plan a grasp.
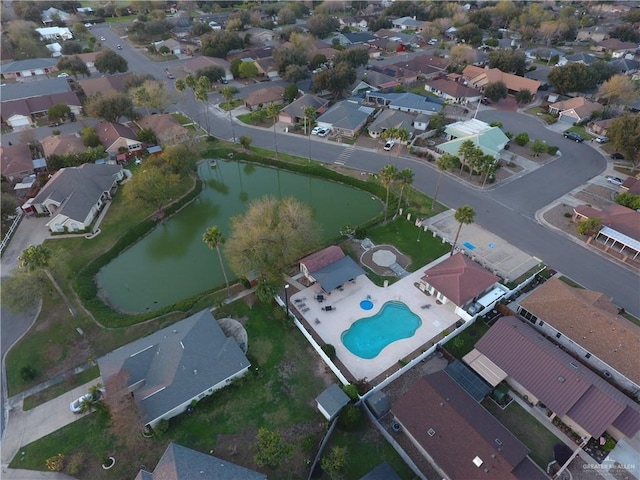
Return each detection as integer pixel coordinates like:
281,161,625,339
66,452,85,477
342,384,358,400
321,344,336,360
52,129,61,136
546,145,558,155
354,226,366,239
20,365,37,381
615,192,640,210
563,212,572,218
154,419,169,434
514,132,529,146
239,135,252,149
338,404,362,430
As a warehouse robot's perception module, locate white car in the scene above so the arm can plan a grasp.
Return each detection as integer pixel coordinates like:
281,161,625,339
70,387,105,413
317,128,330,137
606,176,624,186
383,140,395,151
100,36,106,41
311,126,321,135
57,72,69,78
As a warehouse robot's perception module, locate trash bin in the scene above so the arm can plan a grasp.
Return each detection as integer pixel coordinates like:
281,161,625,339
285,127,288,132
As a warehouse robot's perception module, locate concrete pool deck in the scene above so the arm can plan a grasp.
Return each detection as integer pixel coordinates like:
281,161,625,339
290,255,460,382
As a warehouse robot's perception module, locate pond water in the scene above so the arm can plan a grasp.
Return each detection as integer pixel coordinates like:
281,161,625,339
97,160,382,313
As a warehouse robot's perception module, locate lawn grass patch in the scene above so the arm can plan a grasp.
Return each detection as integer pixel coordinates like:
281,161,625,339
482,399,559,469
366,217,450,272
171,112,193,125
442,321,490,359
220,99,243,111
558,275,584,288
565,125,594,140
23,366,101,411
105,15,136,23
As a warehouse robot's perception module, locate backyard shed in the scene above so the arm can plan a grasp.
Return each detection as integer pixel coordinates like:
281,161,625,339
316,384,350,421
365,390,391,418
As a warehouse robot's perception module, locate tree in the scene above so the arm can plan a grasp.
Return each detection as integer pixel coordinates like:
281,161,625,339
321,446,348,478
457,139,480,175
137,127,157,145
103,370,143,447
309,53,327,70
95,49,128,74
200,30,245,58
515,88,533,105
432,154,457,211
155,143,199,177
333,47,369,69
616,192,640,210
220,86,237,141
597,75,638,109
577,217,603,237
61,41,84,55
238,61,258,79
610,24,640,43
607,114,640,171
531,139,547,157
19,244,51,272
265,103,281,158
487,50,527,76
382,127,410,166
1,193,19,224
306,14,339,38
396,168,414,215
85,93,135,122
196,65,225,84
47,104,70,123
56,55,90,78
81,126,100,147
313,64,356,98
132,79,171,115
253,427,293,468
273,46,308,73
284,83,298,104
451,205,475,256
225,196,320,299
483,81,508,103
203,226,232,298
230,58,243,78
239,135,252,149
282,64,309,83
378,164,399,224
548,63,591,94
124,165,182,216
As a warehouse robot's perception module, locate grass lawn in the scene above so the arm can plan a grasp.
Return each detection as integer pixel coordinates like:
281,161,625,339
442,320,490,359
10,300,331,480
565,125,594,140
482,399,560,469
366,217,450,272
220,99,243,111
171,112,193,126
141,52,179,62
524,106,557,125
105,15,136,23
23,366,101,411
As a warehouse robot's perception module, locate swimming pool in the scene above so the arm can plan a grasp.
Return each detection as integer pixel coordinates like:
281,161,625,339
341,301,422,359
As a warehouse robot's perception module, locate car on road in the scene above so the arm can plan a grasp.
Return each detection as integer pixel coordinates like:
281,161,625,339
100,36,106,41
606,176,624,186
317,127,330,137
383,140,395,151
311,126,321,135
70,387,105,413
610,152,625,160
84,23,92,28
166,72,175,79
117,44,123,50
376,56,384,61
57,72,69,78
563,132,584,142
595,136,608,144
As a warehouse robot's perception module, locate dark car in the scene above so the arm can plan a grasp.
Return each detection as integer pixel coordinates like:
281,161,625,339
480,97,491,105
610,152,625,160
563,132,584,142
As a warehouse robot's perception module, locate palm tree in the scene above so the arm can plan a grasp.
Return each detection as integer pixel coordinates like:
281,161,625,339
451,205,475,257
381,127,399,160
220,86,236,142
194,78,210,132
378,164,399,224
393,128,411,166
457,139,478,176
396,168,414,215
203,226,232,298
432,154,457,211
303,105,316,162
265,103,280,159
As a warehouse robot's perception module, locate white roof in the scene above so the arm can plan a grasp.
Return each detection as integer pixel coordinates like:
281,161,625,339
445,118,492,137
36,27,73,37
599,226,640,252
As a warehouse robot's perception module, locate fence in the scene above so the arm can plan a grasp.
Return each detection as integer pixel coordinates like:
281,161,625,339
0,210,24,257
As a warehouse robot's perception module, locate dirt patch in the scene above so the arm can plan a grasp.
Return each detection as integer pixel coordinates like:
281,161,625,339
542,203,581,240
574,184,617,209
506,142,554,164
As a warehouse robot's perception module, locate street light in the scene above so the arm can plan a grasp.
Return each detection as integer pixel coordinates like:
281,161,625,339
284,284,290,318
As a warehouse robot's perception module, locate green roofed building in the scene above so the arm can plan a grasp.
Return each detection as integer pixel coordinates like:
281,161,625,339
439,119,509,159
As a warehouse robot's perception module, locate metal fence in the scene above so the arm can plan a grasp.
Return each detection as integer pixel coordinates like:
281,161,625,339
0,210,24,257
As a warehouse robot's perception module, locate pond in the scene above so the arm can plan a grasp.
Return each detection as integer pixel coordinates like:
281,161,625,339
97,160,382,313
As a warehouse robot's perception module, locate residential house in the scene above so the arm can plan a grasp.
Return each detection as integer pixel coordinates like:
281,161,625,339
278,94,329,125
425,77,482,105
374,29,422,49
548,97,601,124
95,122,142,158
439,118,510,159
564,52,599,65
299,245,366,293
1,91,82,129
134,443,266,480
418,252,508,321
0,58,58,82
69,52,100,72
167,15,193,40
0,144,36,182
338,16,370,31
588,118,615,137
254,56,279,79
0,78,70,101
462,66,541,95
243,86,284,111
134,114,190,145
342,32,376,45
27,163,123,232
367,109,416,138
392,370,542,480
464,316,640,443
359,70,399,91
517,277,640,393
315,101,374,138
405,55,450,75
35,27,73,42
360,463,402,480
98,309,251,428
79,73,133,97
413,113,431,131
226,46,274,62
622,177,640,195
183,56,233,82
41,7,72,24
597,39,639,58
46,43,63,58
392,16,424,31
155,38,187,55
308,46,339,62
576,27,608,43
364,92,443,116
244,27,276,45
608,58,640,75
524,47,565,64
41,134,86,159
316,384,350,421
1,99,33,129
370,64,420,85
572,203,640,262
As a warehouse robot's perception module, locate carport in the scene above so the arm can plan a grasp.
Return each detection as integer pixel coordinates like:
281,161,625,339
313,256,366,293
596,227,640,260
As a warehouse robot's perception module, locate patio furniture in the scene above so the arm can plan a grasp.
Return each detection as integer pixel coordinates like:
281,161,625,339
314,318,320,325
302,307,310,313
323,306,334,312
421,304,431,309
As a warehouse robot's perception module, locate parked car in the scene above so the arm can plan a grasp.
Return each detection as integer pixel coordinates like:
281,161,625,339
563,132,584,142
100,36,106,41
427,38,438,45
117,44,123,50
595,136,608,144
383,140,395,151
606,176,624,186
610,152,625,160
311,126,322,135
57,72,69,78
480,97,491,105
166,72,175,79
70,387,105,413
376,56,384,61
317,127,330,137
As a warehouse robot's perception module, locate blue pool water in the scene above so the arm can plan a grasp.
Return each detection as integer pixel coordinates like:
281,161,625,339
342,301,422,359
360,300,374,310
462,241,476,250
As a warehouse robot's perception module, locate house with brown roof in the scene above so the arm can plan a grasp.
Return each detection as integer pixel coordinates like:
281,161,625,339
1,92,82,129
67,52,100,72
392,370,542,480
278,94,329,125
183,56,233,81
572,203,640,262
419,253,507,320
79,73,133,98
243,85,284,111
134,114,190,145
425,77,482,105
588,117,615,137
0,99,33,129
41,134,86,159
0,144,36,182
95,122,142,157
622,176,640,195
464,316,640,443
548,97,601,124
517,277,640,393
596,39,639,58
299,245,365,293
575,27,608,43
462,66,541,95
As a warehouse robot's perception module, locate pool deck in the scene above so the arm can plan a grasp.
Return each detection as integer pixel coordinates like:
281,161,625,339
290,256,460,382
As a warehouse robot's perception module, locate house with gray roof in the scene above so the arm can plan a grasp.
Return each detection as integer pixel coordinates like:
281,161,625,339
98,309,250,428
278,94,329,126
360,462,401,480
367,109,416,138
29,163,123,232
364,91,443,116
134,442,266,480
0,78,71,102
565,52,599,65
316,384,350,421
315,100,374,138
391,16,424,30
0,58,59,82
